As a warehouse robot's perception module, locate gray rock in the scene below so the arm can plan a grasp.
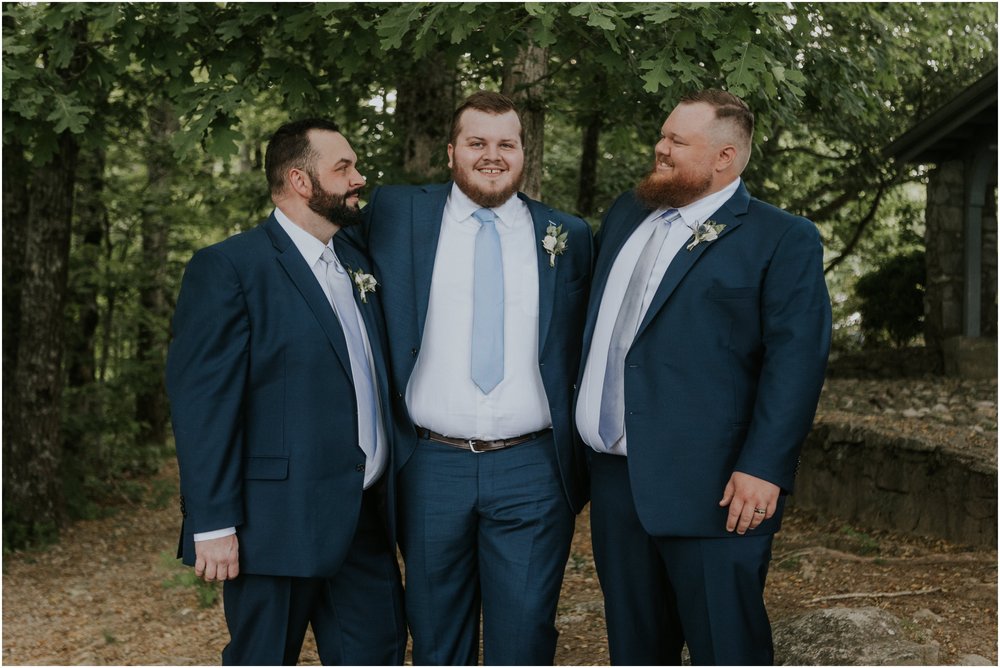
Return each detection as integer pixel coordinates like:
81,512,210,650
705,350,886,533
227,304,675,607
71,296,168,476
912,608,943,623
773,607,940,665
956,654,993,665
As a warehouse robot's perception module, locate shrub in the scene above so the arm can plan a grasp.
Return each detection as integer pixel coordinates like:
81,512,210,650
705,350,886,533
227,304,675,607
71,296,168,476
854,250,926,347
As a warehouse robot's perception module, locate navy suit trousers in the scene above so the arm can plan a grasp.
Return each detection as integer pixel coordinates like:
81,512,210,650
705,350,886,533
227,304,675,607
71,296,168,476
590,452,774,666
398,433,575,665
220,485,406,665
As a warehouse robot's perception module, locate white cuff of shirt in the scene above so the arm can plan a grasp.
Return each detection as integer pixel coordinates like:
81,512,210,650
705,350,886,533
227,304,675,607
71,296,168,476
193,527,236,542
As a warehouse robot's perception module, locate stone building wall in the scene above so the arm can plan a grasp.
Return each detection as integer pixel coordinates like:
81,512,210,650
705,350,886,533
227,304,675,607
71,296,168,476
923,160,998,349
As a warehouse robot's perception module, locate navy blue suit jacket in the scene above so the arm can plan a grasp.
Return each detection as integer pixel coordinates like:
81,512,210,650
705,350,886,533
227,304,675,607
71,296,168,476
358,183,594,513
166,214,396,576
580,183,831,537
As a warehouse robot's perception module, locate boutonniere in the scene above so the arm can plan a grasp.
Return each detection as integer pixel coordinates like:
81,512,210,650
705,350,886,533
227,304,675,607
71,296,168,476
686,220,727,251
347,268,378,303
542,222,568,268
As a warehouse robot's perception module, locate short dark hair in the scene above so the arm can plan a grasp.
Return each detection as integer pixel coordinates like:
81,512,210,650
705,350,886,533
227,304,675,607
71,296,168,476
449,91,524,145
679,89,754,146
265,118,341,195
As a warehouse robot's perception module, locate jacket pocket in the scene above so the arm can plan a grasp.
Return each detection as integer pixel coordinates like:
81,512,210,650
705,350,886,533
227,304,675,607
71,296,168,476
244,456,289,480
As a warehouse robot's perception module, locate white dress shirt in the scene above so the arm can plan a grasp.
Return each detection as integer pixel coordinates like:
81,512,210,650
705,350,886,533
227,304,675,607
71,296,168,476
576,178,741,456
193,208,388,542
405,184,552,439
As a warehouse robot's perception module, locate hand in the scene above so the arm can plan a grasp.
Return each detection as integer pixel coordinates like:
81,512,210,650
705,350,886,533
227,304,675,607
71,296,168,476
719,472,780,535
194,534,240,582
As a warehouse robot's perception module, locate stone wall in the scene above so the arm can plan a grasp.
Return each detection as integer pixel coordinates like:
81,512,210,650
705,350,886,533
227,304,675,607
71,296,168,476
791,420,997,548
924,160,998,348
826,347,942,379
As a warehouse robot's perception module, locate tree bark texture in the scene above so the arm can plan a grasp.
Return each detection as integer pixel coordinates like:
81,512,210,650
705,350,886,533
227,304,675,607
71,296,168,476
576,111,603,217
135,104,176,453
3,138,30,403
395,52,454,183
3,132,79,541
502,44,548,201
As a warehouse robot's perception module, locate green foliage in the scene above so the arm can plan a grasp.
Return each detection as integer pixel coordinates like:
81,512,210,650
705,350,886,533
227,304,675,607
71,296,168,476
855,251,927,348
2,519,59,554
159,551,221,608
839,525,881,556
1,2,996,547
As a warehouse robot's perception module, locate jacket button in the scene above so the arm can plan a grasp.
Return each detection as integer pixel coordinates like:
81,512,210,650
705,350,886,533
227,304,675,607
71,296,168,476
411,348,418,357
355,463,366,472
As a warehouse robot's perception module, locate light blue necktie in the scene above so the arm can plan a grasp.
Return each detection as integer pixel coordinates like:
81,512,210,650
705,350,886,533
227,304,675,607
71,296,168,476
471,208,504,394
598,209,682,450
320,247,378,461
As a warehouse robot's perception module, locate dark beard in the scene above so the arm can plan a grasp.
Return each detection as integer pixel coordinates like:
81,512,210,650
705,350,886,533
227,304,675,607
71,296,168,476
451,163,524,208
634,165,713,210
307,174,363,227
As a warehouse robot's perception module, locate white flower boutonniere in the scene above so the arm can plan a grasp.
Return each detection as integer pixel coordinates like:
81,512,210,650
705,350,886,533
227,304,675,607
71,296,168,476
347,268,378,303
686,220,727,251
542,222,568,268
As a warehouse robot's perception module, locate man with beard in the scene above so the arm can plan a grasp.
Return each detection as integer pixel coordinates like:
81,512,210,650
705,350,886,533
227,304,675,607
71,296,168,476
166,119,406,665
576,90,831,664
354,91,593,664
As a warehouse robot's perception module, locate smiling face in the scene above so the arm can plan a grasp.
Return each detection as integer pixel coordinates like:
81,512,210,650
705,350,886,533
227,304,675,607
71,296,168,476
635,101,733,209
447,108,525,208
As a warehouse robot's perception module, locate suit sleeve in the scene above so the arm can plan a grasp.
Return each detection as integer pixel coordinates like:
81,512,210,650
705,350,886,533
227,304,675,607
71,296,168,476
166,247,249,534
734,220,831,490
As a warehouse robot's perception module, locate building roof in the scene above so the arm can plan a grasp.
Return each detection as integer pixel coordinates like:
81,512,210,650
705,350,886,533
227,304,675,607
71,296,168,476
884,67,998,164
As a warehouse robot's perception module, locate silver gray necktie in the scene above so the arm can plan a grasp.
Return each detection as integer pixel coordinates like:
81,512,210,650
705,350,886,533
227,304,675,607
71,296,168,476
598,209,681,450
320,247,378,460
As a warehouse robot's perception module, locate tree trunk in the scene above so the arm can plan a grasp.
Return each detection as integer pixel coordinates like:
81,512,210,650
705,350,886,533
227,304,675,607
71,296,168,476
502,44,549,201
66,147,106,390
395,52,454,183
3,138,30,405
60,147,107,507
576,111,603,217
134,105,177,457
3,131,79,544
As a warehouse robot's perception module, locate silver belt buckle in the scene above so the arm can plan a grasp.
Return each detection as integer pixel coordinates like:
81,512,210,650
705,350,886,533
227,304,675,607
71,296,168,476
468,438,483,454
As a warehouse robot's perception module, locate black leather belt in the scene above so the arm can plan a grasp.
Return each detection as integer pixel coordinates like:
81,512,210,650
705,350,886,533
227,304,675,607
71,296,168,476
417,427,550,453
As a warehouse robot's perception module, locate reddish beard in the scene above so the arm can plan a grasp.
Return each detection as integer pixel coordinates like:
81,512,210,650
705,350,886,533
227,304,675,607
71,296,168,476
452,162,524,208
634,163,713,210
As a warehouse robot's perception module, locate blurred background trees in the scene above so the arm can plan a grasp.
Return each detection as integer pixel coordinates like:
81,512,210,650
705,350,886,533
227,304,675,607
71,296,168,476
3,2,995,548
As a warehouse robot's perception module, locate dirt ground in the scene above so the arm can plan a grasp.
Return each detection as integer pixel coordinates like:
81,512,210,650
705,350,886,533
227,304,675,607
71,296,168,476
3,379,997,665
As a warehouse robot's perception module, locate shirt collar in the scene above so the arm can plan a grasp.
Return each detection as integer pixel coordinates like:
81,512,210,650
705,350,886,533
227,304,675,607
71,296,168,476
651,177,741,230
273,206,334,266
447,182,523,230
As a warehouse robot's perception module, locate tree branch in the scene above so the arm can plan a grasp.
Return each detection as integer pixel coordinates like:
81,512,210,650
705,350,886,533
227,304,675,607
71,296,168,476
810,587,941,604
823,180,890,275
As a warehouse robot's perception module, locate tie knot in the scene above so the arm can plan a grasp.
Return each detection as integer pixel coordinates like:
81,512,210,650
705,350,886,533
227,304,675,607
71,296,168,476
320,246,345,273
472,208,496,225
661,209,682,224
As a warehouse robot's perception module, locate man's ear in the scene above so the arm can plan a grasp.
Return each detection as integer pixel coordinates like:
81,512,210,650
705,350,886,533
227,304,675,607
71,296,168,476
716,144,738,172
446,143,455,169
287,167,312,198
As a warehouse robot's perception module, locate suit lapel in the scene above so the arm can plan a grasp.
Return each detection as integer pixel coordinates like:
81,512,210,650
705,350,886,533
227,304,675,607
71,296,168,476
412,187,449,340
334,236,392,406
265,215,353,378
521,195,558,355
633,183,750,341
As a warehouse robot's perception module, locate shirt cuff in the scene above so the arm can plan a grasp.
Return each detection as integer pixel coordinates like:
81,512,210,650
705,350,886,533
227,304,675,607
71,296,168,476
193,527,236,542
